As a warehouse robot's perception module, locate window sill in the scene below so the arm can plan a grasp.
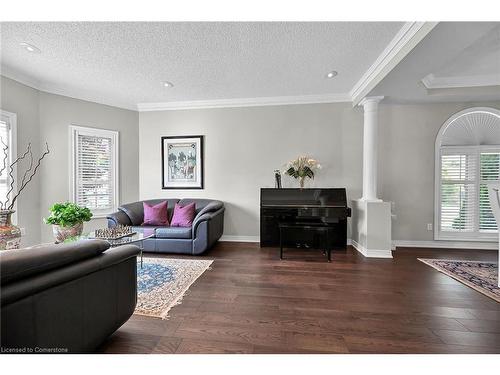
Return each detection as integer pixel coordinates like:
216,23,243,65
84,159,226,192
435,234,498,243
90,214,113,220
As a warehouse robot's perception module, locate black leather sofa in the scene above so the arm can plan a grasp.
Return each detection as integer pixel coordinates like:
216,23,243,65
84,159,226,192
107,198,224,255
0,240,140,353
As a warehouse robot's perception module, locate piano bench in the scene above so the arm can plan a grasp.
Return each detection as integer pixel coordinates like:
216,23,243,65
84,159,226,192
278,222,333,262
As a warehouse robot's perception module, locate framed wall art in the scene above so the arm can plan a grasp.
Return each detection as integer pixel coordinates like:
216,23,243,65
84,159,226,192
161,135,204,189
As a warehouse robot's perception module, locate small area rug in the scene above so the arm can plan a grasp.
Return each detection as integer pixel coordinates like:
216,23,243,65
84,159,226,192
135,257,213,319
418,258,499,303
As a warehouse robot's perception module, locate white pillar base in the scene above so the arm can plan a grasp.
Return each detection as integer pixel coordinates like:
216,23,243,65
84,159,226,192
351,199,392,258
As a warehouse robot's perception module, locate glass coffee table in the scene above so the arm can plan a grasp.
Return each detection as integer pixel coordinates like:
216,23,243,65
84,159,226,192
78,227,155,268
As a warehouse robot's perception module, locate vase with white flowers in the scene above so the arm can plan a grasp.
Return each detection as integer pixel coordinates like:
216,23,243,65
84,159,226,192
284,155,321,189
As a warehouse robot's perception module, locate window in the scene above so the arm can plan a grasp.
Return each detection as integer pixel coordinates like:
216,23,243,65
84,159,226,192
0,110,17,210
435,108,500,241
70,126,119,217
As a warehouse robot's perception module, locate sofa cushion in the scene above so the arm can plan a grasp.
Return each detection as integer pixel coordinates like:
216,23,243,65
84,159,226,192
155,227,192,239
170,202,196,227
143,201,169,226
119,199,179,225
131,226,158,238
0,240,110,285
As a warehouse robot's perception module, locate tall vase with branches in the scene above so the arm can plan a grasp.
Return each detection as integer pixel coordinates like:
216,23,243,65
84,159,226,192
0,139,50,250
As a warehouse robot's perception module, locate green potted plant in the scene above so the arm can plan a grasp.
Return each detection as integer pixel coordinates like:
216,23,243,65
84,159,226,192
44,202,93,243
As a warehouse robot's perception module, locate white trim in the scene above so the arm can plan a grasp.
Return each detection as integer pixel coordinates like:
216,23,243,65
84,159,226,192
422,73,500,89
434,108,500,242
220,235,260,243
69,125,120,216
393,240,498,250
351,239,393,258
350,22,438,105
219,236,497,251
219,236,355,246
137,93,351,112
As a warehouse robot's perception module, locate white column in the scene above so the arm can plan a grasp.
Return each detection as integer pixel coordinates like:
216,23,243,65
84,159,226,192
359,96,384,201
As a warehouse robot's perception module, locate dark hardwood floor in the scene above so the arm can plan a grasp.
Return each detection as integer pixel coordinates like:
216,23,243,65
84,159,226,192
98,242,500,354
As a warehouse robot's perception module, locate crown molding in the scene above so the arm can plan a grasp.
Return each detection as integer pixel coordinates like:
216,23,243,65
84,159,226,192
137,93,351,112
422,73,500,89
350,21,438,106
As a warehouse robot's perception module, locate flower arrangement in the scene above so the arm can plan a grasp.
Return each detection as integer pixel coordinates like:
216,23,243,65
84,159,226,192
284,155,321,189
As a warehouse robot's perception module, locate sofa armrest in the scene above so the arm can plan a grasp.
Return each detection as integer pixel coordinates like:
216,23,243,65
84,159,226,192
193,201,224,221
1,240,110,285
1,244,140,306
107,210,132,227
193,207,224,233
192,207,225,254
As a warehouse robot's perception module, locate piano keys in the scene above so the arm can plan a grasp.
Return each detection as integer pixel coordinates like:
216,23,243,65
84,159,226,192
260,188,352,249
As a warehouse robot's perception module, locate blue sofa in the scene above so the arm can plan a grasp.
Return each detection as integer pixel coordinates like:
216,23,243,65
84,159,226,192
107,199,224,255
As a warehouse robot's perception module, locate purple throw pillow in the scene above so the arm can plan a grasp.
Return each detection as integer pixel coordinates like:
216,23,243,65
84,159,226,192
143,201,169,226
170,202,196,227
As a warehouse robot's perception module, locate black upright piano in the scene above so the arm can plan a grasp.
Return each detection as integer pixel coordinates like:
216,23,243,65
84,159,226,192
260,188,352,249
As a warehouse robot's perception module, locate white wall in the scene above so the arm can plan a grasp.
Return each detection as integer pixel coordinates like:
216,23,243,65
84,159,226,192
139,103,364,239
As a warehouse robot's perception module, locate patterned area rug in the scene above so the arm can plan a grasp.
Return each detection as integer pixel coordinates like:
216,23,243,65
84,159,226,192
135,257,213,319
418,258,500,303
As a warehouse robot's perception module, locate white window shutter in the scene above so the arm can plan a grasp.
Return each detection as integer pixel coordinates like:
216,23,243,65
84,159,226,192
0,119,10,205
479,152,500,231
439,152,476,233
71,126,119,216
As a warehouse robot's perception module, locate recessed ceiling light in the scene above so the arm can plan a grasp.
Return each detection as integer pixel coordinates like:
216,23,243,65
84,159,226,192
326,71,338,79
162,81,174,88
20,42,41,54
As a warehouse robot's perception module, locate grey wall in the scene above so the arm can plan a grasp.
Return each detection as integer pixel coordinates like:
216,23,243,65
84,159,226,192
0,76,140,245
378,101,500,242
139,103,364,239
38,91,140,242
140,100,500,243
3,73,499,245
0,76,41,246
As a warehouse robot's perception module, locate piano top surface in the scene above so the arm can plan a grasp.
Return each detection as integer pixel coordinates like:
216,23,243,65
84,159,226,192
261,201,346,208
260,188,348,208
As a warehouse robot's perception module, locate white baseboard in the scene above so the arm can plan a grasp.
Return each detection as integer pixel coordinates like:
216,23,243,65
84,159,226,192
393,240,498,250
218,236,496,252
220,235,260,243
351,239,393,258
220,236,353,245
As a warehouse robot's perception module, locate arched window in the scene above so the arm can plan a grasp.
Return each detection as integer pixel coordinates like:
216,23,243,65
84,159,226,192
435,107,500,241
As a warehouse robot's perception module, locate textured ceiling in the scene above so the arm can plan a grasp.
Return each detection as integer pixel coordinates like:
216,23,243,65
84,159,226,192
0,22,403,110
370,22,500,103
